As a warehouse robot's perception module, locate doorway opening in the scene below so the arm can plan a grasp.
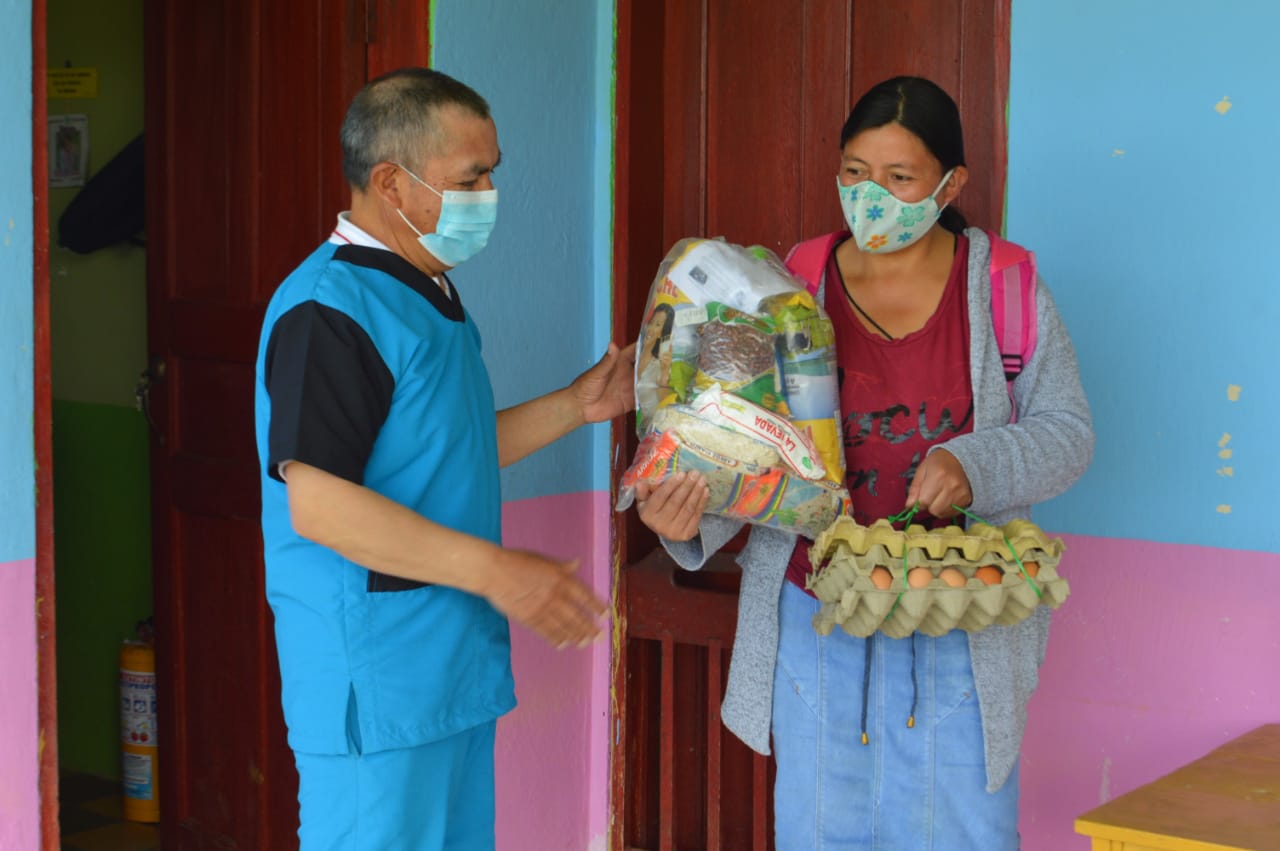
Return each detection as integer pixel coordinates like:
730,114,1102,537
44,1,155,849
36,2,431,848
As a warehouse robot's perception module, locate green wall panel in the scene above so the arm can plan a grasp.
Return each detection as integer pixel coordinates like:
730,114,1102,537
53,399,152,779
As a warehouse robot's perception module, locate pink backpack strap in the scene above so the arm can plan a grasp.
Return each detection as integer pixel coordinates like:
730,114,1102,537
785,229,1038,421
784,232,847,294
985,230,1038,419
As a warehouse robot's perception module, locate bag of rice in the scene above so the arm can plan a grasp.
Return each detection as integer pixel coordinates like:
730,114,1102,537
619,237,851,539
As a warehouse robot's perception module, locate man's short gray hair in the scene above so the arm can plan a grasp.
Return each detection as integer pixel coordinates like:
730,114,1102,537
340,67,490,190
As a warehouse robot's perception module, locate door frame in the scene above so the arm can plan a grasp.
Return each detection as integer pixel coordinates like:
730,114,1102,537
32,0,60,845
609,1,660,839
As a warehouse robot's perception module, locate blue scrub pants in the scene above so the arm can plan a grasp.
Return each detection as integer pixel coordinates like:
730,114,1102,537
772,581,1020,850
293,720,496,851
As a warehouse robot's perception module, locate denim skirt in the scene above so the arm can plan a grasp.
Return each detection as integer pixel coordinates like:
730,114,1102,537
772,581,1020,850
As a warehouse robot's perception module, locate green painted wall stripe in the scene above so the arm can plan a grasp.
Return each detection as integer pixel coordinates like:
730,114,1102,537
53,399,152,779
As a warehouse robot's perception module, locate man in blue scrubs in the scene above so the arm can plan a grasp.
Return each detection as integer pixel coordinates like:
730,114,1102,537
253,67,635,849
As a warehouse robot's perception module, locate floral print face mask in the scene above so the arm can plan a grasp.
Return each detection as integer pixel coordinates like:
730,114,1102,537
837,169,954,254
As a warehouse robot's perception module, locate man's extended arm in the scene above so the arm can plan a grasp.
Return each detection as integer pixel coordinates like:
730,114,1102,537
285,462,606,648
496,342,636,467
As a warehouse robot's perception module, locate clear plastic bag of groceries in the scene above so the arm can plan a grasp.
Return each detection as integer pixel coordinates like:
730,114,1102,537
617,237,851,539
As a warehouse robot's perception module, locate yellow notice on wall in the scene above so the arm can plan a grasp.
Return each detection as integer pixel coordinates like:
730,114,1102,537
48,67,99,99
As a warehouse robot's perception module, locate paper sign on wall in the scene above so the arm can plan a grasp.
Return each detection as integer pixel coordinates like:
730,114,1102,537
48,68,99,100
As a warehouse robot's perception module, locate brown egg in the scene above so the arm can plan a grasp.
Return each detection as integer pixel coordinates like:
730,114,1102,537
975,565,1003,586
870,565,893,590
1022,561,1040,578
907,567,933,589
938,567,967,588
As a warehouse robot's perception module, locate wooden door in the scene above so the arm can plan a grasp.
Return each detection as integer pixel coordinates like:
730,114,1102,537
611,1,1010,848
143,2,427,847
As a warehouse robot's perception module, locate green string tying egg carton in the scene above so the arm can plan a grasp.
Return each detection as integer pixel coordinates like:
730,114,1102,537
806,506,1070,639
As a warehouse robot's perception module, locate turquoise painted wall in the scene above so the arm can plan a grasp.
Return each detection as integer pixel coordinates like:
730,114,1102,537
1007,1,1280,846
432,0,614,502
0,7,36,569
430,4,616,847
48,0,151,780
1010,0,1280,553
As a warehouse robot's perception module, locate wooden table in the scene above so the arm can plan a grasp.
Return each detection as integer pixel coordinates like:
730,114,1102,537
1075,724,1280,850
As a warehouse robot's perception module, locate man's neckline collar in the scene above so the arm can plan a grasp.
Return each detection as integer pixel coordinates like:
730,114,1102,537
330,244,466,324
330,212,452,297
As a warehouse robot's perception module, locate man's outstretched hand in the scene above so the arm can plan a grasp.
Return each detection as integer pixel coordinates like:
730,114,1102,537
481,549,609,649
572,342,637,424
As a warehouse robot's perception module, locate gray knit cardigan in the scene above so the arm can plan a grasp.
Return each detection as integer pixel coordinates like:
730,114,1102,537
663,228,1094,792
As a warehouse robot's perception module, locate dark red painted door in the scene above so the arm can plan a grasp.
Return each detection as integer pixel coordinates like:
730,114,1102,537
143,2,426,847
612,1,1010,848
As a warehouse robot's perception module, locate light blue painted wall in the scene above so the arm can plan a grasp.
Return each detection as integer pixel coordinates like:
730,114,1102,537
590,1,616,495
432,0,614,502
0,0,35,564
1008,0,1280,552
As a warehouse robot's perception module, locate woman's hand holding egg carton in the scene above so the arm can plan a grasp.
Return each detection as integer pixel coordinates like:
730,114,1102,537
806,515,1069,639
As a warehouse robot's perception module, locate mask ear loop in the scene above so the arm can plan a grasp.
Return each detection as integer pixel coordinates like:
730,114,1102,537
395,207,425,238
391,162,444,240
392,162,444,198
931,168,957,211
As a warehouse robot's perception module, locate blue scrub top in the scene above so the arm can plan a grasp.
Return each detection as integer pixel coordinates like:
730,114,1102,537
254,242,515,755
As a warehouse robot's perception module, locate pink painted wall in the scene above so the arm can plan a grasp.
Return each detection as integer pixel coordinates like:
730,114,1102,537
496,492,612,851
492,505,1280,851
1019,535,1280,849
0,559,39,851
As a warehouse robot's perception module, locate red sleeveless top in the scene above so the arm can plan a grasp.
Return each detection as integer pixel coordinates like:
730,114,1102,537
786,234,975,594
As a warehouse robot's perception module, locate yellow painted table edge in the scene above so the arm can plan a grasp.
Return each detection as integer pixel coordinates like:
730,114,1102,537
1075,816,1256,851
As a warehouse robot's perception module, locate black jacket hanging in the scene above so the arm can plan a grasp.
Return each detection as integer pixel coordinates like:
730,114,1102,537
57,133,145,254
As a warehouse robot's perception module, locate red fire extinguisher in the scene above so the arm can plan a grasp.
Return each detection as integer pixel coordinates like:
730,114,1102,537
120,619,159,823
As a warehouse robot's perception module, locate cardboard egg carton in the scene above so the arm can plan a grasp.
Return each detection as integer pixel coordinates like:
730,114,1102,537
806,516,1069,639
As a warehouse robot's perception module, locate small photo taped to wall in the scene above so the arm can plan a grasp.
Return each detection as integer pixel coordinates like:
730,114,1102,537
49,114,89,188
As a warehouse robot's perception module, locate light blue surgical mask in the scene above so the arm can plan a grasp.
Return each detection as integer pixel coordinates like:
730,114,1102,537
394,163,498,267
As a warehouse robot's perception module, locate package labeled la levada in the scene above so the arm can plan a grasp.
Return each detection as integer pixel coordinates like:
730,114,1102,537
618,237,851,538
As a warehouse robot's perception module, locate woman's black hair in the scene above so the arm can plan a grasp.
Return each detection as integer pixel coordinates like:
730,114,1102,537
646,303,676,358
840,76,968,233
